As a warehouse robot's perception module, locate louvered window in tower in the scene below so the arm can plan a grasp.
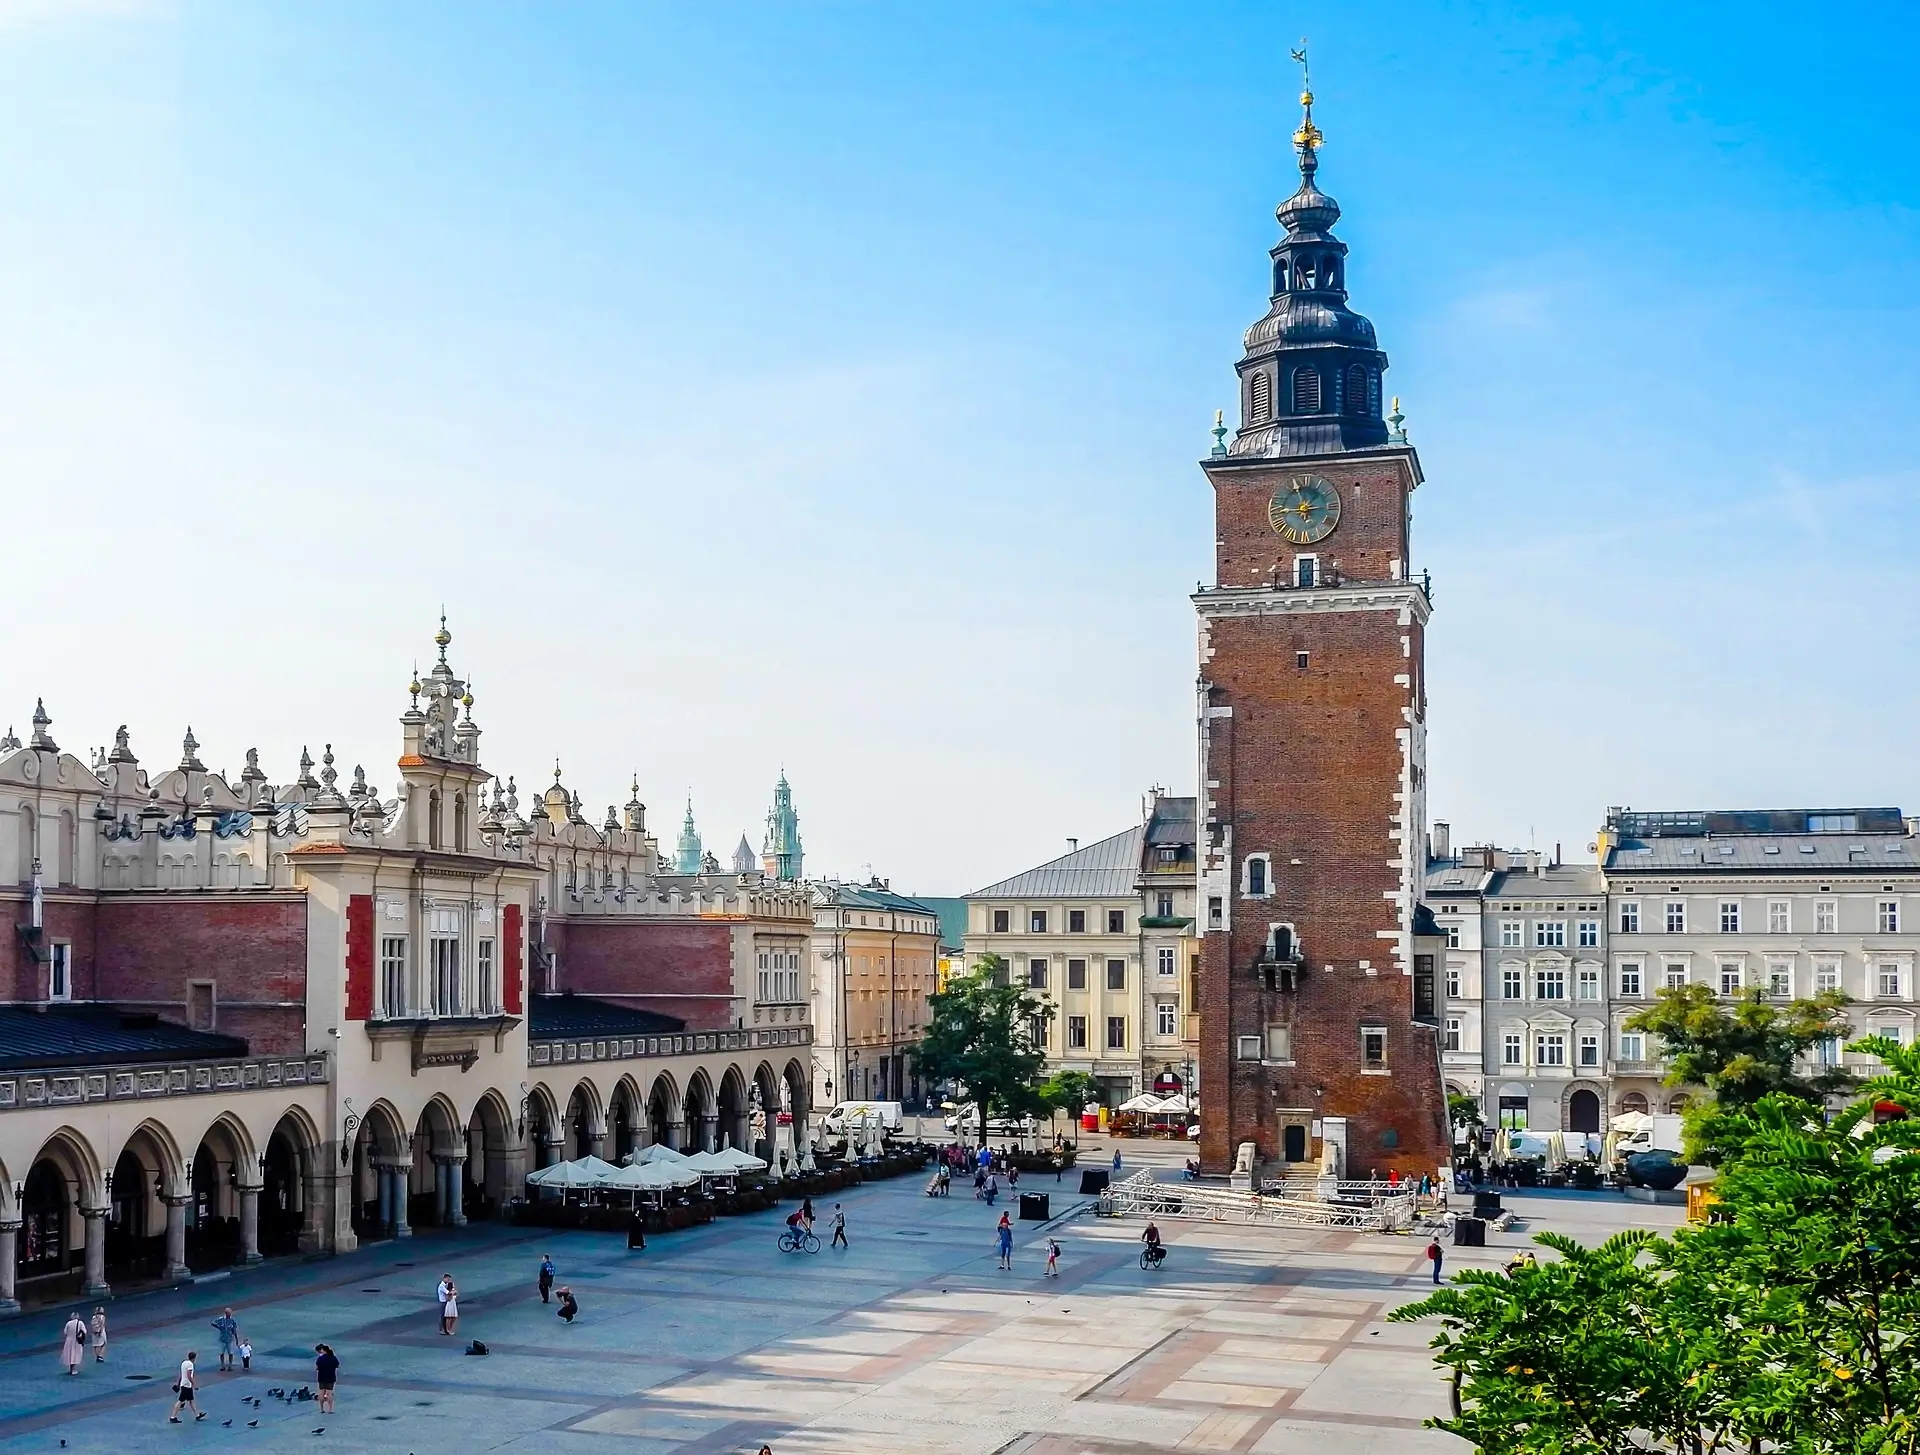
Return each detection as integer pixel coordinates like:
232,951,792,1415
1292,368,1321,413
1347,364,1370,415
1248,370,1272,423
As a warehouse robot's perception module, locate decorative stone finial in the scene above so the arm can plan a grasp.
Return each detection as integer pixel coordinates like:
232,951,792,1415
1386,395,1408,444
319,745,338,795
1289,42,1323,158
296,746,319,790
409,665,422,709
505,775,520,818
1210,408,1229,457
350,764,369,800
435,610,452,664
29,698,56,753
0,726,19,755
240,746,264,783
178,727,204,772
109,724,138,766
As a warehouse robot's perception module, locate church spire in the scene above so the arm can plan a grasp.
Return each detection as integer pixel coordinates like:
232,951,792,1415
1224,46,1392,461
761,771,803,881
674,797,704,875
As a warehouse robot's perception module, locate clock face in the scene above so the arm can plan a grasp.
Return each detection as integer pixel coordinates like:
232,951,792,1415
1269,474,1341,544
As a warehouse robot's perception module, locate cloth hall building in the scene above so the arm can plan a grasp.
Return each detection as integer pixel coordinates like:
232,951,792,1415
0,623,813,1311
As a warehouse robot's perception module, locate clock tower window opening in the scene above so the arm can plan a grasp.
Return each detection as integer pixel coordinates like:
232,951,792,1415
1249,370,1273,423
1294,555,1317,588
1291,367,1322,414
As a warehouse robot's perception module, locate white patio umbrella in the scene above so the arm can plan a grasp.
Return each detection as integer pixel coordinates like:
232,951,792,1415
1152,1093,1192,1116
606,1161,700,1191
1118,1093,1165,1113
568,1155,622,1181
681,1149,745,1176
625,1143,690,1166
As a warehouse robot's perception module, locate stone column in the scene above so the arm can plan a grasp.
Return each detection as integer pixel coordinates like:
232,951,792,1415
444,1155,468,1226
237,1185,263,1264
162,1195,192,1281
665,1120,684,1152
432,1160,450,1226
80,1207,110,1298
301,1164,331,1255
392,1166,412,1239
0,1221,20,1314
699,1115,718,1153
583,1129,606,1160
537,1135,564,1171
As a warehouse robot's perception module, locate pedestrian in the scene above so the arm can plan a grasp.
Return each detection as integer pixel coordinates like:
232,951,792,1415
1111,1148,1122,1176
830,1204,848,1249
985,1173,998,1207
89,1306,107,1364
238,1337,253,1371
437,1274,459,1336
60,1310,86,1375
314,1344,339,1415
556,1286,579,1323
996,1211,1014,1270
1008,1163,1020,1192
1044,1238,1061,1277
169,1349,206,1423
538,1253,556,1304
1426,1238,1444,1284
210,1307,241,1371
799,1196,816,1233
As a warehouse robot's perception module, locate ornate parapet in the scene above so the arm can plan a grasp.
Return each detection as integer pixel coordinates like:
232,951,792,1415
529,1023,810,1069
0,1052,329,1112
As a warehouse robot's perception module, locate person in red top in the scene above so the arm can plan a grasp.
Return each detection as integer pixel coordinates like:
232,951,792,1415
1426,1238,1444,1284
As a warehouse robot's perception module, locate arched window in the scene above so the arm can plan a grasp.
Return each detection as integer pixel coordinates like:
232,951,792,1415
1347,364,1371,415
453,793,468,853
1272,258,1288,294
1248,370,1272,423
428,789,442,851
1291,368,1321,414
1244,854,1271,898
1617,1092,1649,1115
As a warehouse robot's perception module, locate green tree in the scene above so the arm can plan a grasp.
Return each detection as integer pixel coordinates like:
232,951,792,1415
1392,1077,1920,1455
912,955,1051,1146
1626,983,1855,1160
1037,1069,1099,1124
1447,1092,1484,1133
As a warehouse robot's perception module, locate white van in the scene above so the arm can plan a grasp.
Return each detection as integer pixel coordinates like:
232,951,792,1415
943,1102,1035,1138
823,1101,903,1135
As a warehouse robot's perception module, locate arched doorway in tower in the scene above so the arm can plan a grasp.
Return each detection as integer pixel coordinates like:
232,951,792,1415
260,1113,317,1257
185,1119,252,1273
1567,1088,1601,1134
466,1092,514,1216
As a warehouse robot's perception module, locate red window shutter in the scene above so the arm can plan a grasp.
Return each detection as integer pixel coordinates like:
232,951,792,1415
344,894,375,1021
503,902,524,1014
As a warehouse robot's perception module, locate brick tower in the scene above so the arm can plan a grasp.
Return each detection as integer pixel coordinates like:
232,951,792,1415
1194,71,1447,1178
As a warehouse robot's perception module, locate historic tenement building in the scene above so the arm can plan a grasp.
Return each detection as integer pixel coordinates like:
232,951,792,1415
809,880,942,1108
1193,80,1448,1177
0,623,813,1310
964,790,1200,1107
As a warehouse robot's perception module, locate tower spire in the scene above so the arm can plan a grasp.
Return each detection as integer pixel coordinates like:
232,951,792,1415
1289,42,1323,176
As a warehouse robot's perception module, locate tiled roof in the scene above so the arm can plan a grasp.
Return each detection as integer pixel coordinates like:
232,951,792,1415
1604,834,1918,874
968,825,1145,900
1424,862,1490,894
527,994,686,1040
0,1006,249,1072
1487,864,1607,897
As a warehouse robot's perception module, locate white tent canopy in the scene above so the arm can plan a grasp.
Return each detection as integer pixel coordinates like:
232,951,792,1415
1152,1093,1193,1116
682,1148,766,1176
526,1157,618,1190
1118,1093,1165,1113
625,1144,690,1166
606,1161,700,1191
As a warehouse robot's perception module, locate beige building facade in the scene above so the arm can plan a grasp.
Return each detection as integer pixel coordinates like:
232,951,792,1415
809,882,942,1108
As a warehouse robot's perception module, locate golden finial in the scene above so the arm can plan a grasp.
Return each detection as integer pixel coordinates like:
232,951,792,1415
434,608,451,662
553,758,564,785
1289,42,1323,153
408,663,422,705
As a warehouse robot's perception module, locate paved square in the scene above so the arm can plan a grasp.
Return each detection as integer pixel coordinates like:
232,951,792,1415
0,1156,1681,1453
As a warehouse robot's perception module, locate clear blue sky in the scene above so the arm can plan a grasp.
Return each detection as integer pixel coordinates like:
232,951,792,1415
3,3,1916,890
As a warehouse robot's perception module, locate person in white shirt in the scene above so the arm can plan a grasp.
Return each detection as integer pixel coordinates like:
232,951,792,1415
169,1351,206,1422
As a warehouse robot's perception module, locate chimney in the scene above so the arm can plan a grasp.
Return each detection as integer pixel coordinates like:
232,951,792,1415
1554,841,1562,868
1432,821,1451,861
1526,849,1542,875
1067,838,1078,853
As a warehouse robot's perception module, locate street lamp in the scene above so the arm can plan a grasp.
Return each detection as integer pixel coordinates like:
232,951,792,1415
339,1099,361,1169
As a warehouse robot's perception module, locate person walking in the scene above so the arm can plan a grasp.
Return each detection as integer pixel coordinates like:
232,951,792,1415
1426,1238,1444,1285
60,1310,86,1375
830,1204,848,1249
210,1308,241,1372
984,1173,998,1207
314,1344,339,1414
1008,1163,1020,1192
169,1350,206,1422
996,1212,1014,1270
1044,1238,1061,1278
799,1196,816,1233
89,1306,107,1365
1111,1147,1122,1177
437,1274,459,1336
556,1286,579,1323
538,1254,556,1304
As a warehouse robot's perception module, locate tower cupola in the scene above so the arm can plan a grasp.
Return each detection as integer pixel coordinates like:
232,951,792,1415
1230,55,1391,459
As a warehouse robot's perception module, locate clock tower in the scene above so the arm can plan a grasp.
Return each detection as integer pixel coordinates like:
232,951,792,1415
1194,73,1448,1177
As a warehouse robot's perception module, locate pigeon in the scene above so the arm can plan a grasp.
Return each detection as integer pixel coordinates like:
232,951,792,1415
223,1420,234,1427
313,1429,325,1436
249,1421,260,1428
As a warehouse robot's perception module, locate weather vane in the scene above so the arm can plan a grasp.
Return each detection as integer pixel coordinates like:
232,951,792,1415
1289,40,1323,154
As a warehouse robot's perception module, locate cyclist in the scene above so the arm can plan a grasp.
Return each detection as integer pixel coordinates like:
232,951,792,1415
1142,1221,1165,1266
785,1208,808,1241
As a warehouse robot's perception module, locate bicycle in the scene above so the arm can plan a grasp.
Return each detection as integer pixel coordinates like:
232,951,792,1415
778,1227,821,1254
1139,1244,1167,1271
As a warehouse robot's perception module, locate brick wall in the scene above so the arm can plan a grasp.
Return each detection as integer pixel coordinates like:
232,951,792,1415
547,918,735,1029
93,894,308,1055
0,891,98,1002
1198,452,1447,1177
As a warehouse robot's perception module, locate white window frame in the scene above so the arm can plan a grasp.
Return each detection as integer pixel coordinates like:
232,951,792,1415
1444,1016,1462,1051
1816,899,1838,934
49,941,72,1002
1445,923,1461,949
1664,961,1689,990
1501,1032,1523,1066
1877,961,1904,999
1665,900,1686,933
1767,899,1791,934
1578,1032,1600,1068
1027,957,1049,990
1719,901,1741,933
1500,920,1523,948
1029,910,1048,934
1536,920,1566,949
1266,1024,1292,1062
1575,964,1600,1001
1106,1015,1127,1050
1813,955,1842,993
380,935,409,1018
1719,962,1743,996
1445,964,1462,999
1536,1032,1566,1067
1294,553,1318,588
1576,919,1600,948
1360,1025,1388,1071
1619,962,1643,997
1156,1001,1178,1038
1535,965,1566,1000
1879,900,1901,934
1066,1015,1088,1049
1764,957,1792,998
1157,946,1176,976
1618,901,1641,934
1619,1030,1646,1062
477,938,496,1014
1501,965,1523,1000
1243,854,1272,899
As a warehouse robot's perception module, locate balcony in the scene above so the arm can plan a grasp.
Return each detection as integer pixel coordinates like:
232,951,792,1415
1610,1059,1663,1076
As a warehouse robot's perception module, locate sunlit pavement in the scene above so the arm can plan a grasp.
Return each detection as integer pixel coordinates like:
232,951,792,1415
0,1140,1680,1453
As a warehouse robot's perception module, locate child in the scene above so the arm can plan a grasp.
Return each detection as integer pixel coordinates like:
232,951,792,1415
238,1338,253,1372
1044,1238,1061,1277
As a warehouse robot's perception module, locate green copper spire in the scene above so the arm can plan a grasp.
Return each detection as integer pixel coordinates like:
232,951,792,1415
674,797,703,875
761,771,803,880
